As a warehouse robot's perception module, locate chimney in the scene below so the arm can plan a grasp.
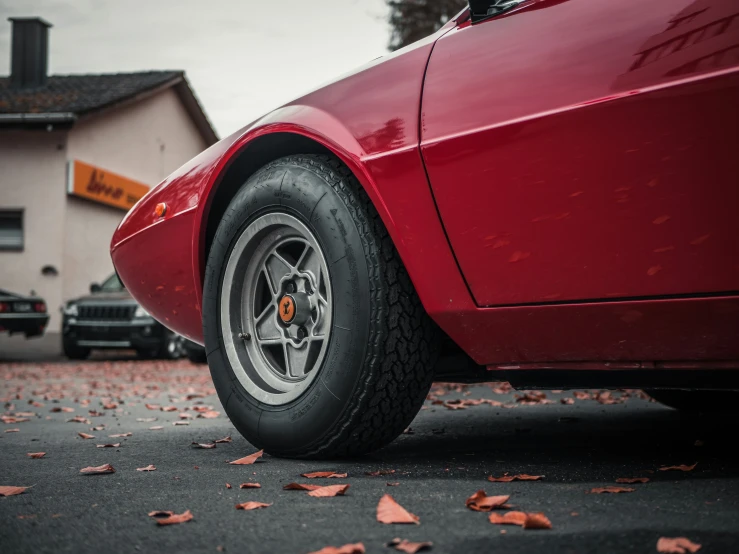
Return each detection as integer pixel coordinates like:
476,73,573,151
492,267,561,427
8,17,52,88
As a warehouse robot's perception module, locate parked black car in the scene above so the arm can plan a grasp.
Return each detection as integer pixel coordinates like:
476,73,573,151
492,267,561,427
61,273,183,360
0,288,49,338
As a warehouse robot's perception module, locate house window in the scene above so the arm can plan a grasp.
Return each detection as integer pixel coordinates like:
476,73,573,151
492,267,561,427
0,210,24,251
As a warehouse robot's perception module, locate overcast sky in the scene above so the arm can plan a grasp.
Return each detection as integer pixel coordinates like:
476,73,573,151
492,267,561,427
0,0,391,137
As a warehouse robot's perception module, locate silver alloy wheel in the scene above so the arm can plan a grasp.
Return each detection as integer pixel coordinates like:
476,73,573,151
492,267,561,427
220,213,332,405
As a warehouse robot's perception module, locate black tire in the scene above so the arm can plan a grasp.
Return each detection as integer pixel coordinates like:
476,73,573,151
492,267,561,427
186,347,208,364
63,340,90,360
647,389,739,412
203,154,438,458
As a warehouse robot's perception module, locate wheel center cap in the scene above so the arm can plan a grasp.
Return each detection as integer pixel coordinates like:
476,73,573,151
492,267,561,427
279,295,296,324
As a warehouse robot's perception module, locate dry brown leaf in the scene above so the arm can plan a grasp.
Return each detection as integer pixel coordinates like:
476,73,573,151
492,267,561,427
308,484,350,497
160,406,178,412
27,452,46,459
240,483,261,489
96,443,120,448
155,510,193,525
1,415,29,423
387,537,433,553
488,474,543,482
77,432,95,439
659,463,697,472
191,442,216,449
235,501,271,510
302,471,347,479
489,511,528,526
377,494,419,524
573,391,590,400
145,404,160,411
523,512,553,530
80,463,115,475
656,537,702,554
137,465,157,472
91,425,105,431
590,486,635,494
387,482,400,487
616,477,649,484
283,483,322,491
197,410,220,419
68,416,91,424
214,436,232,443
560,398,575,405
149,426,163,430
137,417,157,422
308,543,365,554
366,469,395,477
228,450,263,465
109,433,132,438
466,490,510,512
0,486,28,496
5,428,20,433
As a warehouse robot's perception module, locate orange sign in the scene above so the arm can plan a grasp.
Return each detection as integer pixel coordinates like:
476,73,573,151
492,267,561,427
67,160,150,211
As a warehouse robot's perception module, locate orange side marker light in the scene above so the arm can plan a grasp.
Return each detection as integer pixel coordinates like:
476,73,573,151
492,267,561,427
155,203,167,218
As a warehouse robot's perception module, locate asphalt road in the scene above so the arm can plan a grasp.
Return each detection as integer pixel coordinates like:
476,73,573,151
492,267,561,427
1,358,738,554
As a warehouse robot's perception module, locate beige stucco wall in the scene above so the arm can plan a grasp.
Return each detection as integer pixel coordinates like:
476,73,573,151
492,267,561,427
0,87,208,333
0,130,68,330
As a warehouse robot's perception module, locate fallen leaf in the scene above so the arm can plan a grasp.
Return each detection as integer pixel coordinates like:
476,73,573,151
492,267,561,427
573,391,590,400
102,403,118,410
284,483,322,491
226,483,232,489
5,428,20,433
489,511,551,529
68,416,91,424
488,511,527,526
96,443,121,448
27,452,46,459
377,494,419,524
62,407,75,412
145,404,160,410
109,433,132,438
240,483,261,489
149,426,163,430
80,463,115,475
228,450,263,465
659,463,697,472
136,417,157,422
154,510,193,525
560,398,575,405
235,502,271,510
191,442,216,449
197,410,220,419
161,406,178,412
0,486,28,496
488,474,543,482
78,432,95,439
173,421,189,426
137,465,157,472
1,415,29,424
308,543,365,554
387,538,433,553
302,471,347,479
91,425,105,431
214,436,232,443
387,482,400,487
308,484,350,497
523,512,553,530
656,537,701,554
590,486,635,494
616,477,649,484
466,490,510,512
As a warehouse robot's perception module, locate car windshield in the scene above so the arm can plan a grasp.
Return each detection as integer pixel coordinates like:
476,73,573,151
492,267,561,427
100,273,125,292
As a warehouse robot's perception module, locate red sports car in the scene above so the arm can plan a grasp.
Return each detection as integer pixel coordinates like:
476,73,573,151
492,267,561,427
112,0,739,458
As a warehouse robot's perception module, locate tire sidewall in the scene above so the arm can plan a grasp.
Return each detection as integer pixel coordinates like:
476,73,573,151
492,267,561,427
203,158,373,455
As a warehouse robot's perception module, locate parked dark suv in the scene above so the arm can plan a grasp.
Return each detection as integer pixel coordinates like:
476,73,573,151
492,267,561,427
62,273,183,360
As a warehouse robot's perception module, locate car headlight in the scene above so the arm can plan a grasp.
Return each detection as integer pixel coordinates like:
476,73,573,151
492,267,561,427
63,304,78,316
134,305,149,318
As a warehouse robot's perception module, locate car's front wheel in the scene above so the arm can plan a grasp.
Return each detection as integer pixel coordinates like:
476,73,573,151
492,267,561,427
203,155,438,458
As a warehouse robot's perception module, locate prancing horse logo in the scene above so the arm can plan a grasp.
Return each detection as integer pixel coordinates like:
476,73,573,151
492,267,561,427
279,295,295,323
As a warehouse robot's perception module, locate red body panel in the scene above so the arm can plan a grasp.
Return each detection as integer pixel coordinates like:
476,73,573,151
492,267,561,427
421,0,739,306
112,0,739,367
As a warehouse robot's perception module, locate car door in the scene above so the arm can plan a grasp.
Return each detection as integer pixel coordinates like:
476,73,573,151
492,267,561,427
421,0,739,307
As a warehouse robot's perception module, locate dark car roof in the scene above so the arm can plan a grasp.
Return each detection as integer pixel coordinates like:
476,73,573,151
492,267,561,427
0,288,44,301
